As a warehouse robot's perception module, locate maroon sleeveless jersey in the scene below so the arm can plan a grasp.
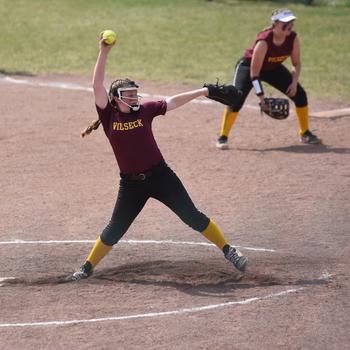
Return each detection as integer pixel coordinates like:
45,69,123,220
244,28,297,71
96,100,167,173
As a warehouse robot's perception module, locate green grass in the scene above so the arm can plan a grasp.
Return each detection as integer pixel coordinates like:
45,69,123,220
0,0,349,100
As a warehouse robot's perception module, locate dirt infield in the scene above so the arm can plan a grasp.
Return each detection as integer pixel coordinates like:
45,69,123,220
0,74,349,350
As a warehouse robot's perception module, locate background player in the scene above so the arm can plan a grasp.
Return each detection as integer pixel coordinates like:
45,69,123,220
216,8,321,150
70,33,248,280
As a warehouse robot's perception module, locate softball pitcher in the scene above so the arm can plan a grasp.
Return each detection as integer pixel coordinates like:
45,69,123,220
70,34,247,280
216,8,321,150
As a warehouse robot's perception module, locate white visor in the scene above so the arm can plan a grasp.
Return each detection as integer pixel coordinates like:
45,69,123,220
271,10,296,23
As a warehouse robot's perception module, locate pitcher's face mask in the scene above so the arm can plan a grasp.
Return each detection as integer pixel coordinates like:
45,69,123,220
108,79,140,111
117,87,142,112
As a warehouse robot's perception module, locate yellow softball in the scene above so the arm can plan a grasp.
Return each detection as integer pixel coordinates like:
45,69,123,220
102,30,117,45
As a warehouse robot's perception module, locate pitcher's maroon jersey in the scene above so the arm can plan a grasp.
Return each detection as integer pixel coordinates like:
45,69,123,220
96,100,167,173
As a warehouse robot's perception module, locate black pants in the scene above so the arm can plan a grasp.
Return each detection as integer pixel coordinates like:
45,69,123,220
100,160,210,246
229,57,308,112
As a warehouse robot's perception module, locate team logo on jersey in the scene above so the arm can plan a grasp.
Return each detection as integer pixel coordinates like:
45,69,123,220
267,55,289,63
113,119,144,131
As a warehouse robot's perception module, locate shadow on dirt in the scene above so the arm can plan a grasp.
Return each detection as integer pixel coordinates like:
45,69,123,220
0,69,36,77
237,144,350,154
2,259,331,297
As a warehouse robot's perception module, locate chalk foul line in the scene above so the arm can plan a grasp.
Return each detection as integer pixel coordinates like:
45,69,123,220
0,277,15,287
0,239,275,252
0,287,302,328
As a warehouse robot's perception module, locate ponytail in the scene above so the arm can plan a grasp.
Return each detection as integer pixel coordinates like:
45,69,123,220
261,25,273,32
80,119,101,138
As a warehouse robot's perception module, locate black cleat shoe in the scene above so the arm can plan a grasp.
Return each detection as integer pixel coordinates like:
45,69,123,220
216,135,228,150
71,261,93,281
300,130,321,144
224,245,248,272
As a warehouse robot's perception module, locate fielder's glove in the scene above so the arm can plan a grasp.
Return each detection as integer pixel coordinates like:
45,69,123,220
203,82,242,106
260,97,289,120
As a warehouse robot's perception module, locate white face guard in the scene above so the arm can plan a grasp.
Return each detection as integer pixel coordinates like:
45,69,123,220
117,87,142,111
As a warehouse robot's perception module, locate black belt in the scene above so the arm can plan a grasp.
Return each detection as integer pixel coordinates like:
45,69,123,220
120,159,166,182
120,170,152,181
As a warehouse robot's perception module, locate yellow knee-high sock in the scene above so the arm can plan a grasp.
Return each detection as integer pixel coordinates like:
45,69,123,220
220,109,239,137
86,237,113,268
201,220,229,251
295,106,309,135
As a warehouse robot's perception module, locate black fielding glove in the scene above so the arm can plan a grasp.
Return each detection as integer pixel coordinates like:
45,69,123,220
203,82,242,106
260,97,289,120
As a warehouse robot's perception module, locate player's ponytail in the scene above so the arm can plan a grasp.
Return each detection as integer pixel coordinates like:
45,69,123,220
261,24,273,32
80,119,101,138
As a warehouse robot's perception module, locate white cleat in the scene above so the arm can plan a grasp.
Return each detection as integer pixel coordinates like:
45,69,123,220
224,246,248,272
300,130,322,144
216,136,229,150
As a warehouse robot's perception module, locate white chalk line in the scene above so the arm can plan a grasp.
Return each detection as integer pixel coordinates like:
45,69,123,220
0,287,302,328
0,239,275,252
0,277,15,287
0,74,259,110
0,277,16,282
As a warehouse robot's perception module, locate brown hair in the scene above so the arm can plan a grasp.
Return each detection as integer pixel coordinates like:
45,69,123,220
271,8,291,18
80,119,101,138
80,78,139,138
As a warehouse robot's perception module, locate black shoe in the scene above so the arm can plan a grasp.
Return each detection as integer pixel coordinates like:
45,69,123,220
300,130,321,144
71,261,93,281
224,245,248,272
216,135,228,150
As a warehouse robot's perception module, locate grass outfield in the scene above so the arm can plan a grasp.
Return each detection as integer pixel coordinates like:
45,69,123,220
0,0,349,100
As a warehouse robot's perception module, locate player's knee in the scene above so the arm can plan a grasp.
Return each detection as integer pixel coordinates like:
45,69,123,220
292,85,308,107
100,221,125,246
229,105,240,113
185,212,210,232
228,99,245,112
